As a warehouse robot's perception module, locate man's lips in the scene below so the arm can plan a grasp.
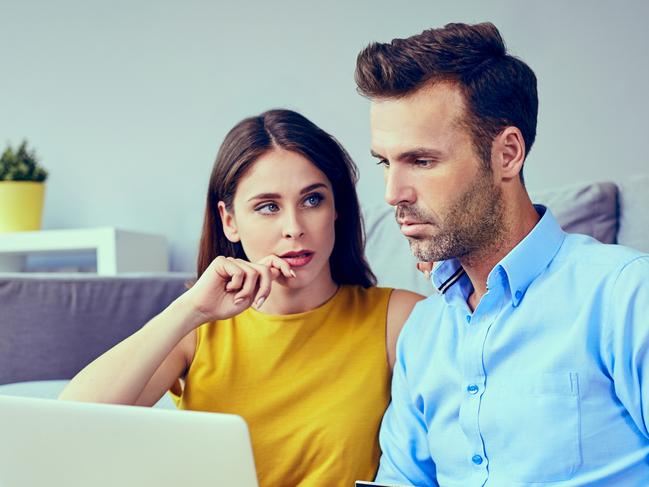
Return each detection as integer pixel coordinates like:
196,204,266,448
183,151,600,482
398,218,421,226
399,221,431,237
279,250,314,268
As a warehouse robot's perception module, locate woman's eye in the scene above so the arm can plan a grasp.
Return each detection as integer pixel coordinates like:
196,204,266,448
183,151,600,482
304,193,323,208
256,203,279,214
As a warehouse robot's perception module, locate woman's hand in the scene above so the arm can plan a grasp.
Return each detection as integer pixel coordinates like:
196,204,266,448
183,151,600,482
183,255,295,324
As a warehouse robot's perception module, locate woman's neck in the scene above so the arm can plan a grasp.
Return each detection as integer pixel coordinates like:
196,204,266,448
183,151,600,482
258,270,339,315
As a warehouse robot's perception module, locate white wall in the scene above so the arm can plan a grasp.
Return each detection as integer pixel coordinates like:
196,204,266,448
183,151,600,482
2,0,647,272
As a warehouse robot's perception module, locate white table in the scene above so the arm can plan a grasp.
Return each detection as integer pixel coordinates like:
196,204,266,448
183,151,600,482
0,227,169,274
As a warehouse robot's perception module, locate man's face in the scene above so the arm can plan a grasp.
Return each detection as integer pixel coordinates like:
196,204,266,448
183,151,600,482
370,82,505,263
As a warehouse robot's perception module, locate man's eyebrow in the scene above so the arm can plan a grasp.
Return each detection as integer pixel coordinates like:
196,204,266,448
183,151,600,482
400,148,444,160
247,183,329,202
370,147,444,161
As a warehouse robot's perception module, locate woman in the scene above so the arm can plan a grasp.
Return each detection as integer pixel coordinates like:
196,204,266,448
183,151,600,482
60,109,423,486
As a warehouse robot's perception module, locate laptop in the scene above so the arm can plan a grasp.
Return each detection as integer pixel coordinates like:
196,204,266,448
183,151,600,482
0,395,259,487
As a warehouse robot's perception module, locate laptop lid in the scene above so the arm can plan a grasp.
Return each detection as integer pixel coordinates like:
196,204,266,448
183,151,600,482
0,395,259,487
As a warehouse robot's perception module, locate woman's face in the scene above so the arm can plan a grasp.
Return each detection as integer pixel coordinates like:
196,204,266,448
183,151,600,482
219,148,337,289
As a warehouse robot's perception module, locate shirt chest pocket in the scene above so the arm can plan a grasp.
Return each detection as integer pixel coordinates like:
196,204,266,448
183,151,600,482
483,372,582,482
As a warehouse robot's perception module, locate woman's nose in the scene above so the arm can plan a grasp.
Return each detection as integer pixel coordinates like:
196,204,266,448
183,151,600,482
282,211,305,239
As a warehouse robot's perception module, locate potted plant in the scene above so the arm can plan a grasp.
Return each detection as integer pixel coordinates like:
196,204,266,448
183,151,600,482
0,140,48,233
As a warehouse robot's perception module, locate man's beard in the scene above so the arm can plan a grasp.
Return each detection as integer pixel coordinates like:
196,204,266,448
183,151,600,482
396,169,505,263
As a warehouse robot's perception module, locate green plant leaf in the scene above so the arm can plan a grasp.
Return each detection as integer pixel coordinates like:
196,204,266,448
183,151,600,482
0,139,48,182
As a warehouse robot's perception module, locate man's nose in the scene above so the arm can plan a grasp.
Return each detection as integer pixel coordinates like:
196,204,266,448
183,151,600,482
282,210,305,239
384,164,416,207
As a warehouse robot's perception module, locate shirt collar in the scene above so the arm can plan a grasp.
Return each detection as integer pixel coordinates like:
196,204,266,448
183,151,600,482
431,205,566,307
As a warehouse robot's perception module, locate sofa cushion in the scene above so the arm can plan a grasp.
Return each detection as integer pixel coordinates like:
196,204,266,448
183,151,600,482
0,273,190,385
529,181,618,244
617,175,649,253
364,181,619,295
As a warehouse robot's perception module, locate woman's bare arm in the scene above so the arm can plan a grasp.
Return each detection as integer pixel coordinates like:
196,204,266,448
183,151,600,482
59,255,293,405
386,289,425,370
58,297,201,405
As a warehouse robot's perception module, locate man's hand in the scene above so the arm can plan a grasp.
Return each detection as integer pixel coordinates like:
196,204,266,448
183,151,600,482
416,262,435,281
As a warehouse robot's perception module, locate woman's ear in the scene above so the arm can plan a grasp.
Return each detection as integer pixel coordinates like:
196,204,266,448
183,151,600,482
217,201,241,243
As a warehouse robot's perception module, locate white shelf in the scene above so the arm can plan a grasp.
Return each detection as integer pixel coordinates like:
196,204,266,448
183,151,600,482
0,228,169,275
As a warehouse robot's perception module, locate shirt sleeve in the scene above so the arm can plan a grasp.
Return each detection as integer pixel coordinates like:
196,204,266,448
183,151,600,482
375,311,438,486
606,256,649,438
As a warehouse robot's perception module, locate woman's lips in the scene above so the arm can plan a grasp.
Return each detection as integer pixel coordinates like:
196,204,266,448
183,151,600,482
281,252,314,268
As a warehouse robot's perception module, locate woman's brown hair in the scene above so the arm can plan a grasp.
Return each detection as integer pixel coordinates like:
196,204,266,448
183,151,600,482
196,109,376,288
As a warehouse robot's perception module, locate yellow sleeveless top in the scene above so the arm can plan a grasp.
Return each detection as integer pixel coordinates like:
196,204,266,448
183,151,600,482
171,285,393,486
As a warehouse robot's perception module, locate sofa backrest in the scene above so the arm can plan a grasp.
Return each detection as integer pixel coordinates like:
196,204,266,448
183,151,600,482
617,174,649,254
0,274,190,385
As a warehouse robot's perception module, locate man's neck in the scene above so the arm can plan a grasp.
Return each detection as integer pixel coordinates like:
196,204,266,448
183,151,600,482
461,201,540,312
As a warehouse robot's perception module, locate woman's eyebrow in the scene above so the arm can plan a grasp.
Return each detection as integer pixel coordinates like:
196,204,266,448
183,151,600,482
247,192,281,202
247,183,329,202
299,183,328,195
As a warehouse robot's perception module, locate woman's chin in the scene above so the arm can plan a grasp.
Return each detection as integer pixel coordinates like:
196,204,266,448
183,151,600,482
273,259,333,291
276,273,308,289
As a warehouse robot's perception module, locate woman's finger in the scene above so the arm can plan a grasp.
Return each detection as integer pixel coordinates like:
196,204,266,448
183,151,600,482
214,257,245,291
230,259,261,304
259,254,295,279
247,262,274,308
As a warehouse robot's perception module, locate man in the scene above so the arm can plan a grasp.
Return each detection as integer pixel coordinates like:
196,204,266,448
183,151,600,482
356,22,649,485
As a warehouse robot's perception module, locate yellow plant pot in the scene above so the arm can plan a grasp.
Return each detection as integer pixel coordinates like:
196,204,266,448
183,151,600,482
0,181,46,233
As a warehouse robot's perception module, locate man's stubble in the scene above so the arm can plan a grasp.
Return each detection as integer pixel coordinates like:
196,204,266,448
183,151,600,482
398,168,507,265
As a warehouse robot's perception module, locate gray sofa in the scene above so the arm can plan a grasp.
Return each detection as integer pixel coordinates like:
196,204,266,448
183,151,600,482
1,175,647,390
0,274,190,386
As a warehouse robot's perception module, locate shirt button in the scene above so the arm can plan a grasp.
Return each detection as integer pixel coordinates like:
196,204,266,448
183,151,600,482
467,384,479,394
466,315,472,324
515,290,523,300
472,454,483,465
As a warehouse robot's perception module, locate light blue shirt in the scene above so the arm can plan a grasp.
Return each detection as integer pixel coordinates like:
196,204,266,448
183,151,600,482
377,206,649,486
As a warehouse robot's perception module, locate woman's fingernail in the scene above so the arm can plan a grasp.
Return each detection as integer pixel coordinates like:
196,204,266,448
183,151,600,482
255,297,265,308
290,270,297,278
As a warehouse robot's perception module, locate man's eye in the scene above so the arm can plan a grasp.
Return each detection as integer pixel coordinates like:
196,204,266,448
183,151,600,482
375,159,389,167
414,159,436,167
256,203,279,214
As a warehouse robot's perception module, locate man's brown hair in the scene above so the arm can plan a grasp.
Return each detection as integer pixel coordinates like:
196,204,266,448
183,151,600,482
355,22,538,178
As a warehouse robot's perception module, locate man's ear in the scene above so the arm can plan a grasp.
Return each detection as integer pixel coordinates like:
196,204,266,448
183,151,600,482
493,126,525,181
217,201,241,243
